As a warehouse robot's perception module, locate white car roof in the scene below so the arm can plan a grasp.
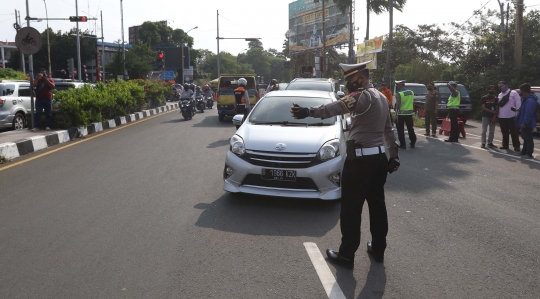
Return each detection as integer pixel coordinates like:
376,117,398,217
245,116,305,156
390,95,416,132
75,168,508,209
263,90,336,99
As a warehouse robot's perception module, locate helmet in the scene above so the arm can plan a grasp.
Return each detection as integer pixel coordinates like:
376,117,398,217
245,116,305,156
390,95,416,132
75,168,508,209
184,84,189,89
204,84,210,90
196,86,200,90
238,78,247,87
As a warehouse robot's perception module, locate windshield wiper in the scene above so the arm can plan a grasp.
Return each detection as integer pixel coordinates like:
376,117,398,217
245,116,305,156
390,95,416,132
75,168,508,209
306,122,332,126
253,121,306,125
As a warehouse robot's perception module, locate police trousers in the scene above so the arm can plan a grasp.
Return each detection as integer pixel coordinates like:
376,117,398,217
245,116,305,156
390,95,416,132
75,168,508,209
396,115,417,146
338,152,388,260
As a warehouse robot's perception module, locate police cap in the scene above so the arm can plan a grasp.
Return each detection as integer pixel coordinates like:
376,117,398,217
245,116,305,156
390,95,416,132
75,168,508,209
339,61,371,79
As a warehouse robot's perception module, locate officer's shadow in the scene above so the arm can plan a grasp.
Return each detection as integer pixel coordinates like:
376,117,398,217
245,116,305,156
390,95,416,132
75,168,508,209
335,259,387,299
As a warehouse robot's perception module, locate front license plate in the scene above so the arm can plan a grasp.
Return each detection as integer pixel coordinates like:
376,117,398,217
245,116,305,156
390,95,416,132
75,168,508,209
261,169,297,182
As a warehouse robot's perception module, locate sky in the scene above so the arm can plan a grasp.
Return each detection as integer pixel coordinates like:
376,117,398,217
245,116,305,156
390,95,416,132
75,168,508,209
2,0,540,57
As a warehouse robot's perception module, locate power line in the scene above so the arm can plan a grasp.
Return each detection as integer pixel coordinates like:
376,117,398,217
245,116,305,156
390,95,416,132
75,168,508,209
449,0,494,36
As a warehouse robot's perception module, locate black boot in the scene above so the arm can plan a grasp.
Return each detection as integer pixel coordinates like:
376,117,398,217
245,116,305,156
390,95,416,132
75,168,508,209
367,242,385,263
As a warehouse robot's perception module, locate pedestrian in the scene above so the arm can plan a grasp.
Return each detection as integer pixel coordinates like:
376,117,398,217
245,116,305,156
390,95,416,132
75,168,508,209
480,85,499,148
394,80,417,148
515,83,537,159
267,79,278,92
444,81,461,143
291,61,400,269
234,78,251,129
497,81,521,151
381,83,392,107
424,82,439,137
31,68,55,131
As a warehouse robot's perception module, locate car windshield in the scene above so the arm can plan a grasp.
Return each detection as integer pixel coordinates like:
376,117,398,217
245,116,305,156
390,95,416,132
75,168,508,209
406,85,427,95
286,82,333,92
249,96,335,125
438,85,470,97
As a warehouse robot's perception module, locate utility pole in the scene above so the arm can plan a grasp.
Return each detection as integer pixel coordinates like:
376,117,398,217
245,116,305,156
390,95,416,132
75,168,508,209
25,0,35,130
15,10,26,74
43,0,51,76
217,10,220,78
384,0,393,86
322,0,326,78
514,0,524,66
497,0,505,63
75,0,82,81
120,0,126,79
101,10,105,82
348,1,355,63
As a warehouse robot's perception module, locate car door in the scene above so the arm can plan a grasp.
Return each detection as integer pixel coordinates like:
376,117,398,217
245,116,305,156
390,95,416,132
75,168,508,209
17,84,32,113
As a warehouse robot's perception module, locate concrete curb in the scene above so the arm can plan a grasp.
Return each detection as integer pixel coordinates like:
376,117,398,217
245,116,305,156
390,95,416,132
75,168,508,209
0,103,179,161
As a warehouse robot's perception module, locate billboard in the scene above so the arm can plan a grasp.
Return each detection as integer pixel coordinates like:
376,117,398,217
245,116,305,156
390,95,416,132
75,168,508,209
356,36,384,57
288,0,350,54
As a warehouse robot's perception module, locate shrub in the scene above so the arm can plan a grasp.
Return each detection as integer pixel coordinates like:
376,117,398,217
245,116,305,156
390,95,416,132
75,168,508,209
0,68,28,80
53,79,173,128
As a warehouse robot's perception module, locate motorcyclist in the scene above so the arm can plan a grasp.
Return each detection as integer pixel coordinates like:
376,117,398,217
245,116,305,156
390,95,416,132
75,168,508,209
181,83,194,107
234,78,251,128
195,86,203,98
203,84,213,97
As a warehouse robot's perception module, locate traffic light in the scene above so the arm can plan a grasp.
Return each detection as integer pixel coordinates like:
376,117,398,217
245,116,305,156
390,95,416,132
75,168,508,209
156,51,165,70
69,16,87,22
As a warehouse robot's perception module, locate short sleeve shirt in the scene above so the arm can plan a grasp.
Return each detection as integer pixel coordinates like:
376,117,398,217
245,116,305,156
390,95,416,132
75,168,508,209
480,94,498,118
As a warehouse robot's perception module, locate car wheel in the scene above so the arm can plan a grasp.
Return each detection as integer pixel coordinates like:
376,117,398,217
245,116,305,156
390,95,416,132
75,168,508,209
12,113,26,130
218,114,225,121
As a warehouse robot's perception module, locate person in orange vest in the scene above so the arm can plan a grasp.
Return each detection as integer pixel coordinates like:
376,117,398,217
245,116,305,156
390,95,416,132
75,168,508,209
234,78,251,129
381,83,393,107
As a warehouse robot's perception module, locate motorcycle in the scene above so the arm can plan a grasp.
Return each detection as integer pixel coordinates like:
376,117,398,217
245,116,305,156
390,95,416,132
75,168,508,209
205,95,214,109
196,96,205,113
180,99,193,120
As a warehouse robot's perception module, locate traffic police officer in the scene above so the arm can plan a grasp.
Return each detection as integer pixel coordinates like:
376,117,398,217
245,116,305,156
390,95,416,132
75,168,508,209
234,78,251,129
445,81,461,143
394,80,417,149
291,61,400,269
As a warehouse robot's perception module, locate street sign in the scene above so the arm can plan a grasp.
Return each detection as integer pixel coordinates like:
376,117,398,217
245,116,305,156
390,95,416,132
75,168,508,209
183,69,193,76
15,27,42,55
163,71,175,80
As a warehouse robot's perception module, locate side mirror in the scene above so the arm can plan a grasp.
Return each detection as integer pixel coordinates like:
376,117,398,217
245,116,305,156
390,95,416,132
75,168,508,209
343,117,352,132
232,114,244,126
337,91,345,98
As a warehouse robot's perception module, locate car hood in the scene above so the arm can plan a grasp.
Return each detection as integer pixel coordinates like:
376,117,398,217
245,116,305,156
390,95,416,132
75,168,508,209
239,123,339,153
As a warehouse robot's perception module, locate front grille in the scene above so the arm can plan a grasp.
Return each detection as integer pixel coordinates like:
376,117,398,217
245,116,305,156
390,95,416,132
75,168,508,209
244,150,320,169
241,174,318,190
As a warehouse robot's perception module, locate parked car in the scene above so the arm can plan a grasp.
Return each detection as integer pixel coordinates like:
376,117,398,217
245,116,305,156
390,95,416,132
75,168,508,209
0,80,85,130
0,80,33,130
223,90,347,200
286,78,340,95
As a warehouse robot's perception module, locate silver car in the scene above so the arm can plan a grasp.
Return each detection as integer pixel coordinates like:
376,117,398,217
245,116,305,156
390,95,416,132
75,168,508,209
223,90,347,200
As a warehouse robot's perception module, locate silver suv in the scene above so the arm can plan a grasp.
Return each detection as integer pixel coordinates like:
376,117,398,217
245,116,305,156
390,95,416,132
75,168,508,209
0,80,33,130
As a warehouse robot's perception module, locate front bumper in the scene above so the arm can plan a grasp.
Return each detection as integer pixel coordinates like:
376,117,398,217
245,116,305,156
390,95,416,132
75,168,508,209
223,150,343,200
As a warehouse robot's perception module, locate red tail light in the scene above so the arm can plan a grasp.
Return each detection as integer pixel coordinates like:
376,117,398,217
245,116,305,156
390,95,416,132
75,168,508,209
0,98,5,108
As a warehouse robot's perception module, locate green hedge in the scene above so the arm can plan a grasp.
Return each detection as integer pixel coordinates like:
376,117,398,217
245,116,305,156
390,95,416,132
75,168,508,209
53,79,173,128
0,68,27,80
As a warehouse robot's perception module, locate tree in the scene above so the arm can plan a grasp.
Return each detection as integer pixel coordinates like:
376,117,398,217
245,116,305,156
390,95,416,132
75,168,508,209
364,0,407,40
248,39,263,49
137,21,172,47
171,29,194,48
8,27,96,74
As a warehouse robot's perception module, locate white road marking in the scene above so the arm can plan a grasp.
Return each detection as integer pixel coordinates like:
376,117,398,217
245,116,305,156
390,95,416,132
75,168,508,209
466,132,540,153
421,135,540,164
303,242,346,299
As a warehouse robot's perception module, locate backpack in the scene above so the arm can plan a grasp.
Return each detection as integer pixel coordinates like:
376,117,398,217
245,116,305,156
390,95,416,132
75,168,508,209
35,80,47,93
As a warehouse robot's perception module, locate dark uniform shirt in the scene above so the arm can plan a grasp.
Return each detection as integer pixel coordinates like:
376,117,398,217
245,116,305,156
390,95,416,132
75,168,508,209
311,83,399,158
424,90,439,111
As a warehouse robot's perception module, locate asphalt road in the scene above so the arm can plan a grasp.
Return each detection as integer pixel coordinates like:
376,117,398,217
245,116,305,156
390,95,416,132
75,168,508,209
0,109,539,299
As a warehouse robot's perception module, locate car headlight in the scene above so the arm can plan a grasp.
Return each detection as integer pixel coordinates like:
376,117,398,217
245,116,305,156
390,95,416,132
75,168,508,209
318,139,340,161
230,135,246,156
